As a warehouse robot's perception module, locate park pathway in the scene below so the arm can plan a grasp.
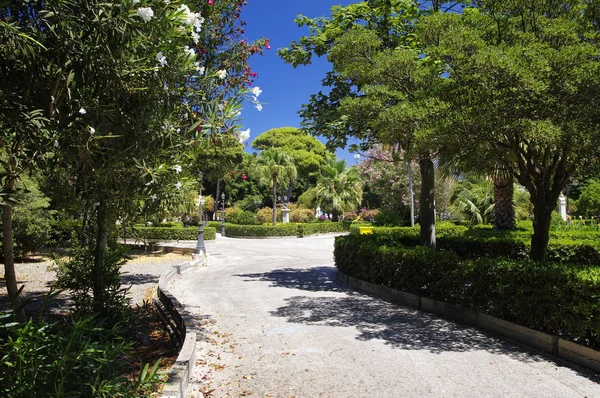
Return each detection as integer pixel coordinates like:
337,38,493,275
168,235,600,398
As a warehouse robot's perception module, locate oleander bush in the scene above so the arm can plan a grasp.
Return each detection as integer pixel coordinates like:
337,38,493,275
255,206,281,224
0,314,161,397
334,235,600,347
132,226,216,241
229,210,261,225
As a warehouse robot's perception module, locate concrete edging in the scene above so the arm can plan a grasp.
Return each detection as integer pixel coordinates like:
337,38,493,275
155,255,206,398
337,270,600,373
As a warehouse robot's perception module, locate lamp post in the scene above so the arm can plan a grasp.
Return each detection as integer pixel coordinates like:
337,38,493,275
194,172,206,256
221,193,226,236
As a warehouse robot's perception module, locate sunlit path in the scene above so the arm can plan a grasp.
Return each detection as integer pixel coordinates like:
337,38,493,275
169,236,600,398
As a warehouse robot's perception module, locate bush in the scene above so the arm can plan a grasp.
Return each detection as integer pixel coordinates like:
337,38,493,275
290,208,314,223
0,314,160,397
224,206,243,223
334,235,600,347
232,210,261,225
224,222,351,237
374,208,406,226
360,208,381,221
347,224,600,265
576,179,600,218
1,176,55,257
256,206,281,224
132,226,216,241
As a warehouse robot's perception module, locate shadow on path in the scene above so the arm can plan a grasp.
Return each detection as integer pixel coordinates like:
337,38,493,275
236,266,346,293
237,265,600,383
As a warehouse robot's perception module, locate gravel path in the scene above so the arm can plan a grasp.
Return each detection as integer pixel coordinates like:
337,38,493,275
0,251,191,317
168,235,600,398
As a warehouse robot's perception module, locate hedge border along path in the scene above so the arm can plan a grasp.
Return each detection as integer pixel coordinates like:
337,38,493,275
220,221,351,238
154,256,205,398
334,234,600,350
336,269,600,373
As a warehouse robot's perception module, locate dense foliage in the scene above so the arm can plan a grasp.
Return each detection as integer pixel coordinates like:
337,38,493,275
132,226,216,241
335,235,600,348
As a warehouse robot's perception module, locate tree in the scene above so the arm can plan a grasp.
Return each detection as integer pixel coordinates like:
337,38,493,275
279,1,455,249
576,180,600,218
356,144,420,218
252,148,297,225
448,178,494,226
252,127,328,197
1,2,53,321
312,157,363,221
420,3,600,261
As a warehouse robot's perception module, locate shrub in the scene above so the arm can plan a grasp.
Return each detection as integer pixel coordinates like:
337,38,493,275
256,206,281,224
233,210,261,225
374,208,406,226
360,208,381,221
132,226,216,241
0,314,160,397
342,211,358,221
224,222,351,237
290,208,314,223
576,179,600,218
334,235,600,347
224,206,243,223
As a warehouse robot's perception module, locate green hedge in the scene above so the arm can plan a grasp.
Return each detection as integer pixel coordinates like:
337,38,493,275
334,235,600,348
224,222,351,238
132,226,216,241
348,225,600,265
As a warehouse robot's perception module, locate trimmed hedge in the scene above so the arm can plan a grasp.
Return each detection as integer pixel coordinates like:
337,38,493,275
334,235,600,348
132,226,216,241
348,224,600,265
223,221,351,238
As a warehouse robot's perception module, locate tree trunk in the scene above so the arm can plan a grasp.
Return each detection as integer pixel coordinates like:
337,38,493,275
408,161,415,227
286,180,294,203
530,198,554,262
493,170,515,230
93,194,109,313
2,176,26,322
419,158,436,250
215,179,221,220
272,177,278,226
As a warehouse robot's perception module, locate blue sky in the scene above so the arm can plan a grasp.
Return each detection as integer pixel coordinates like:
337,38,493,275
237,0,360,165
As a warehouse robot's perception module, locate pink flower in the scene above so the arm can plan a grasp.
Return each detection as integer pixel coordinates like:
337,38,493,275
208,0,213,4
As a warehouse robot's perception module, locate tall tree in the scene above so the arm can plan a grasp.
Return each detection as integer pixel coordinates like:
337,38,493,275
252,148,297,225
313,157,363,221
420,2,600,261
252,127,328,196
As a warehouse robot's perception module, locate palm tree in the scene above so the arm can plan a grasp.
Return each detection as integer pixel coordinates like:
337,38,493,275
449,179,494,225
253,148,297,225
493,168,516,230
313,157,363,220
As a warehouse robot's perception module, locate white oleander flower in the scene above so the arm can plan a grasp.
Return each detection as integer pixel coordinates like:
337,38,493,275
79,108,86,115
137,7,154,22
89,126,95,135
174,165,182,174
156,51,167,67
191,31,200,44
175,181,182,190
251,86,262,98
184,46,195,57
151,194,157,202
216,69,227,79
195,63,205,75
255,103,263,112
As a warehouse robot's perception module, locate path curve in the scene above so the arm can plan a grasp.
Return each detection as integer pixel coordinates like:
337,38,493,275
168,235,600,398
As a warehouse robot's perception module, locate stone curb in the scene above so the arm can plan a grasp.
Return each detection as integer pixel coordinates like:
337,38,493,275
337,270,600,373
155,255,206,398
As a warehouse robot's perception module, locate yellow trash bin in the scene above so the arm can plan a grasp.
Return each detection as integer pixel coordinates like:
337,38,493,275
359,226,374,235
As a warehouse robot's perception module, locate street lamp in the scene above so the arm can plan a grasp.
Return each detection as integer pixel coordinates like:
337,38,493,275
194,172,206,256
221,193,226,236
